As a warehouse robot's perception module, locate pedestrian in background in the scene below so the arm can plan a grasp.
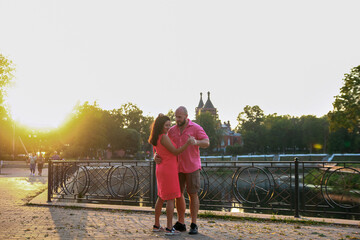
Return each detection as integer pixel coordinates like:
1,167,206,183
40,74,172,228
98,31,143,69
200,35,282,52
37,153,44,176
29,153,37,176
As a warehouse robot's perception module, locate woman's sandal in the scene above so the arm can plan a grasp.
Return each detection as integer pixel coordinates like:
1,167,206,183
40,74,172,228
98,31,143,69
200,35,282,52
165,227,181,236
152,225,165,232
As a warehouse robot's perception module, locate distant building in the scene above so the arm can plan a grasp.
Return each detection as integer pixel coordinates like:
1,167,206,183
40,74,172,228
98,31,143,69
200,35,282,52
195,92,243,151
219,121,243,151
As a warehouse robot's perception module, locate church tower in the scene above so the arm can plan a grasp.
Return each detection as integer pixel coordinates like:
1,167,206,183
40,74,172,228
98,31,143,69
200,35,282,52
195,92,204,116
195,91,217,118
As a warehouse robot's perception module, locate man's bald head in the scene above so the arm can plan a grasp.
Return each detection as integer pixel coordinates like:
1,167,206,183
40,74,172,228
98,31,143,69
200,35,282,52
175,106,188,115
175,106,188,127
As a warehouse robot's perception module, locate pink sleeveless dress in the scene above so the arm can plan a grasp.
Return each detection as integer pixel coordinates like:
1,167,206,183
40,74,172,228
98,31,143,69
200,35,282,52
154,134,181,200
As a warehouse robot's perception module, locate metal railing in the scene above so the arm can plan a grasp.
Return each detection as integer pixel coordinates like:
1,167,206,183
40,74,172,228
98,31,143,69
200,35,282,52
47,158,360,219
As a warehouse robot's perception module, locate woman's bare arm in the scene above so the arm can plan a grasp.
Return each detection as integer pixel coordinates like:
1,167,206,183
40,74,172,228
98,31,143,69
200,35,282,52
160,134,192,155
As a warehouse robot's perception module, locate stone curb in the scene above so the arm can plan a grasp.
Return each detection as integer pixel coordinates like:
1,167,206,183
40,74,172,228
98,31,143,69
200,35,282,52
30,191,360,228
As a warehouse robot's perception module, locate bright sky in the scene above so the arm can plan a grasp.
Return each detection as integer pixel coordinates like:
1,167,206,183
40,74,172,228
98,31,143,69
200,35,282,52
1,1,359,129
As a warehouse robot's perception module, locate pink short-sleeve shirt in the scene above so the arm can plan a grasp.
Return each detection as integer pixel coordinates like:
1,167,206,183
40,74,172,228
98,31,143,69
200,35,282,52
167,119,209,173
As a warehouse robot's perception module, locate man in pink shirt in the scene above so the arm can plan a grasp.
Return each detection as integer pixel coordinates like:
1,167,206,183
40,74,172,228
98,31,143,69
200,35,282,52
156,106,209,234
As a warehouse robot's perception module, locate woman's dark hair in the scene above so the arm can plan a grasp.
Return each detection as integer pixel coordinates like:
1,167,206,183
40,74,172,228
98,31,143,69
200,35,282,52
148,114,170,146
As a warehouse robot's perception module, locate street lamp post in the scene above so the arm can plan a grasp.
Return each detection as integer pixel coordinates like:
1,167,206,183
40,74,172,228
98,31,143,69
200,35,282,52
12,122,15,160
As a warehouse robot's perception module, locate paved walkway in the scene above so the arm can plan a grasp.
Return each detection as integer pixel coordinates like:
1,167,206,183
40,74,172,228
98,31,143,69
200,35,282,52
0,166,359,239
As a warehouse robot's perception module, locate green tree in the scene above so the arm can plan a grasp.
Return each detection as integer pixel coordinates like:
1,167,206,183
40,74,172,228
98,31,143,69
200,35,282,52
328,65,360,152
235,105,329,154
329,65,360,133
195,112,221,152
236,105,266,153
54,102,149,158
119,103,143,131
225,144,244,155
0,54,15,158
236,105,265,128
60,102,108,158
112,103,153,145
0,54,15,105
167,109,175,126
263,114,297,153
300,115,329,153
121,128,141,154
327,128,352,153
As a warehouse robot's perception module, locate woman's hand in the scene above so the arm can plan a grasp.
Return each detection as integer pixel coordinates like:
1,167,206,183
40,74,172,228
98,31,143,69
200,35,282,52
154,153,162,164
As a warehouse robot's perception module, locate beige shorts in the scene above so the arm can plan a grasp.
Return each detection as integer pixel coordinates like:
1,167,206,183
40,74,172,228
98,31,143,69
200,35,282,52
178,169,200,194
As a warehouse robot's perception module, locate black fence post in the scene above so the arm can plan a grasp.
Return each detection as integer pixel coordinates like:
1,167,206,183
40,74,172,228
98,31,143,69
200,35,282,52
47,160,52,203
151,161,156,208
294,157,300,218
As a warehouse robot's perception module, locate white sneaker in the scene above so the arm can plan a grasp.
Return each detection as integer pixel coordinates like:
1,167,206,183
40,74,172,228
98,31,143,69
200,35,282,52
152,225,164,232
165,227,181,236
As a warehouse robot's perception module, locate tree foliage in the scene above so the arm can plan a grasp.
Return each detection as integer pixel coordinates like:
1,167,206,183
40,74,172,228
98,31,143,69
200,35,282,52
236,105,266,153
49,102,151,158
328,65,360,152
112,102,154,145
58,102,109,157
195,112,221,152
235,105,329,154
0,54,15,104
329,65,360,132
167,109,175,126
0,54,15,159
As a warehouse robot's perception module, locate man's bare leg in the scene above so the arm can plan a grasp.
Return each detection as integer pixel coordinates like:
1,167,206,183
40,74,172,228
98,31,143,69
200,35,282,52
188,193,199,224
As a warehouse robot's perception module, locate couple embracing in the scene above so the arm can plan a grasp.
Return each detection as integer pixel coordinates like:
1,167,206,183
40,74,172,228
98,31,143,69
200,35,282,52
148,106,209,236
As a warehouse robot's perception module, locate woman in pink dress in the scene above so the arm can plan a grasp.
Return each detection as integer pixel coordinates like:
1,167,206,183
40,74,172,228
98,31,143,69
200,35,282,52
148,114,193,235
